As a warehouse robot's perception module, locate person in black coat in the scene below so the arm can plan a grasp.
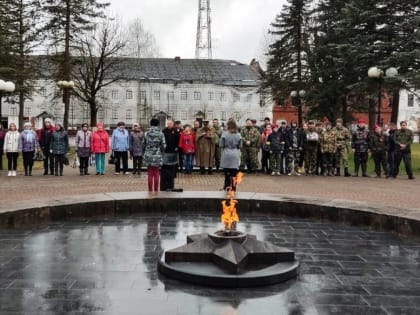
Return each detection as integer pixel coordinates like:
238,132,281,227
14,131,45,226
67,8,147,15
161,119,180,191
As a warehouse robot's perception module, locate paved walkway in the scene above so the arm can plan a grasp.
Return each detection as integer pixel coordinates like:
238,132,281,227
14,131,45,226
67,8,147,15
0,165,418,220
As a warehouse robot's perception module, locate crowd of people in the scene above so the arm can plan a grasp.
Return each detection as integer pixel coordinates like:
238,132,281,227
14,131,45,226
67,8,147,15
0,116,415,190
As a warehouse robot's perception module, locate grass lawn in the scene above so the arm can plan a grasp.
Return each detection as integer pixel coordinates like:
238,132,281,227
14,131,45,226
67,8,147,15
1,146,419,175
346,143,420,175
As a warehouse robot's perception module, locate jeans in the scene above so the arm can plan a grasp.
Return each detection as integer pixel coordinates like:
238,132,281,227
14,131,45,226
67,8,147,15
183,154,194,173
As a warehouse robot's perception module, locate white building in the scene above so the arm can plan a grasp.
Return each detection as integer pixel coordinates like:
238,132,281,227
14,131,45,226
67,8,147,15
398,89,420,131
19,57,270,129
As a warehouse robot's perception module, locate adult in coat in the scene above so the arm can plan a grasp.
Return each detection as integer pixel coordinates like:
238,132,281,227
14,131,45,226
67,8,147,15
195,120,216,174
90,122,110,175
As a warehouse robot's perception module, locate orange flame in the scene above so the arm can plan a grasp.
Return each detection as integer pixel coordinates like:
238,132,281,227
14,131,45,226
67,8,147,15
221,172,243,230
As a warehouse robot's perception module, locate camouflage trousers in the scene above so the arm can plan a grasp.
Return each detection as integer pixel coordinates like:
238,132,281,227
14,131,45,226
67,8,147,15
287,149,301,173
304,146,318,174
334,145,349,168
240,147,259,171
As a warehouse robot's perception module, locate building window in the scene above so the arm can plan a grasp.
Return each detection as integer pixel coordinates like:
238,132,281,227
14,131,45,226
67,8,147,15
208,91,214,101
39,87,46,97
126,109,132,121
220,92,226,101
140,90,146,99
194,91,201,100
167,91,174,100
234,112,241,121
98,109,104,120
260,112,265,121
153,90,160,100
112,109,118,120
221,111,226,121
126,89,133,99
181,91,188,100
10,107,17,116
232,93,240,101
408,94,414,107
98,90,105,98
207,111,213,120
181,111,187,121
54,108,61,118
246,94,252,102
24,107,31,117
112,90,119,99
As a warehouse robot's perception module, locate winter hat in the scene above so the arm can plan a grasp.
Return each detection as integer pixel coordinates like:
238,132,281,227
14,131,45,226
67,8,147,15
357,118,366,124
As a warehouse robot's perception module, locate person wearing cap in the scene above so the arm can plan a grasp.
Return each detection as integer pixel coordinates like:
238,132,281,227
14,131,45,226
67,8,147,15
129,123,144,175
333,118,351,177
369,124,389,178
161,119,180,190
303,121,320,175
143,118,166,192
351,119,370,177
279,121,289,174
111,121,130,175
393,121,414,179
75,123,92,176
50,123,69,176
387,122,397,178
90,122,110,175
259,117,271,133
0,124,5,171
19,122,40,176
37,118,56,175
240,118,260,173
319,121,337,176
196,120,217,174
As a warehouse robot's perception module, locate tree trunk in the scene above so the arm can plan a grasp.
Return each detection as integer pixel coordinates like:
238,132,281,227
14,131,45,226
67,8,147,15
368,98,375,131
90,101,97,127
63,0,71,130
390,89,399,124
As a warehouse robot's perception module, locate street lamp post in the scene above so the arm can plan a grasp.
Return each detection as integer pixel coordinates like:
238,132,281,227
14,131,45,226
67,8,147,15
56,80,75,126
0,80,16,128
368,66,398,126
290,89,306,127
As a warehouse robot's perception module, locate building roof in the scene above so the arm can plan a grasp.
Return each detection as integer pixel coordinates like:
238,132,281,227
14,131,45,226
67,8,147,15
118,58,262,86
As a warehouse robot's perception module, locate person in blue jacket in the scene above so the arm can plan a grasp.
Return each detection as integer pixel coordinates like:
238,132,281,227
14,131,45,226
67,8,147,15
111,121,130,174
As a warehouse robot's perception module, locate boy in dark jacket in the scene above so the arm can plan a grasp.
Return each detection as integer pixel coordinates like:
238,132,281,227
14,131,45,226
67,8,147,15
369,125,389,178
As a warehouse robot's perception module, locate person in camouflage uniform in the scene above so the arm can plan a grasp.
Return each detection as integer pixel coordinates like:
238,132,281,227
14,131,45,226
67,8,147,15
315,122,324,175
369,125,389,178
333,118,351,176
240,118,260,173
286,120,304,175
320,121,337,176
303,121,320,175
352,119,370,177
212,118,223,172
394,121,414,179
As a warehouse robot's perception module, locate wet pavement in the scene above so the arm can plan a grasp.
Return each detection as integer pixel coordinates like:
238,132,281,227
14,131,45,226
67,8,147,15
1,213,420,314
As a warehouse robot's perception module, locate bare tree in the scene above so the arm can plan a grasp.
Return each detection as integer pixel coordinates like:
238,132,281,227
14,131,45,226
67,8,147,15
71,16,126,127
123,17,160,58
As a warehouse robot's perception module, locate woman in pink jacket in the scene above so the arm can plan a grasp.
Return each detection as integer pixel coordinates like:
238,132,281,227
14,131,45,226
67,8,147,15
90,122,110,175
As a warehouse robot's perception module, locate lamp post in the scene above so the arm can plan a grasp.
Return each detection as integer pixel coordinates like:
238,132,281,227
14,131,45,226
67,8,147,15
368,66,398,126
290,89,306,127
0,80,16,128
56,80,75,126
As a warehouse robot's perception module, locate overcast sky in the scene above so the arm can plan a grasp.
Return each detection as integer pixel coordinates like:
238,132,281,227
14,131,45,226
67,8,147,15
109,0,286,66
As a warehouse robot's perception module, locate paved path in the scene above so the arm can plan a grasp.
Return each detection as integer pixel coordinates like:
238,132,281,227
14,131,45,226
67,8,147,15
0,165,418,219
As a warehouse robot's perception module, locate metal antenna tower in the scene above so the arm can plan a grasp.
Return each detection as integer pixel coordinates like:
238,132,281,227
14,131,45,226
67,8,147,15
195,0,212,59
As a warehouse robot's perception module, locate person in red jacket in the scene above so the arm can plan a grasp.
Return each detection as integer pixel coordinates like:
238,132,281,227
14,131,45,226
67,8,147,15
90,122,110,175
178,125,195,174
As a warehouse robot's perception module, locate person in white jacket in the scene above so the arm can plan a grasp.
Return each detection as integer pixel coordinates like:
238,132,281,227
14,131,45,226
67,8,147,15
3,123,20,176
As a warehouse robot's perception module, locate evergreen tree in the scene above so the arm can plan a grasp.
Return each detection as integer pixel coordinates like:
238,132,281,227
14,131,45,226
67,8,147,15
263,0,312,126
0,0,44,128
42,0,109,129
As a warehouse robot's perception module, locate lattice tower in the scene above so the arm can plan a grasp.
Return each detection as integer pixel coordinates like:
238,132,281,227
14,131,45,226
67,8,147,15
195,0,212,59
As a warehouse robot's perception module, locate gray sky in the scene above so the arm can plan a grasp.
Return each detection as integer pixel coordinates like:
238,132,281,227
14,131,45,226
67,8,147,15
109,0,285,65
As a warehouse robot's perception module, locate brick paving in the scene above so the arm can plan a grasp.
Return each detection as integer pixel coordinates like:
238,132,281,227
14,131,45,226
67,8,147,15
0,164,418,217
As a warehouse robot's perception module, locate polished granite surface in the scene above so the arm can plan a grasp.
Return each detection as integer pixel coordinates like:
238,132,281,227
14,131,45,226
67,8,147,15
1,213,419,315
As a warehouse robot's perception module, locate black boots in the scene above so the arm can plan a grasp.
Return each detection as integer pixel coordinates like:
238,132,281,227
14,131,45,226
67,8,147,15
335,168,341,176
344,167,351,177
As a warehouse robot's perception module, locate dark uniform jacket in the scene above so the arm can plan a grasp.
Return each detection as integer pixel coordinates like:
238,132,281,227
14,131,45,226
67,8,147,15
369,131,388,152
352,127,369,152
285,127,304,150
